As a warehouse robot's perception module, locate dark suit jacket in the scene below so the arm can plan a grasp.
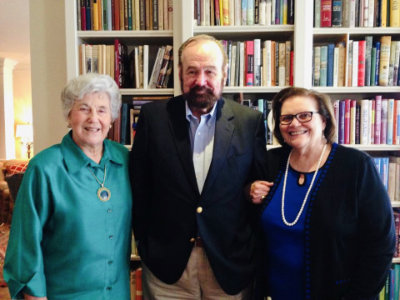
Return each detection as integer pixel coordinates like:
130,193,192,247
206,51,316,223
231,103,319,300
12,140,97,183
130,95,267,294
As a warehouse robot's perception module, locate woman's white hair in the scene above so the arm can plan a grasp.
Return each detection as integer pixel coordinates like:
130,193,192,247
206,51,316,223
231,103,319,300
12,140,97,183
61,73,121,121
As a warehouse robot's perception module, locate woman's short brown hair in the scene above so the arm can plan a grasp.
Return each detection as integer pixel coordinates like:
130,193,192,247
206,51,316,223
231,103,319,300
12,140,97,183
272,87,336,145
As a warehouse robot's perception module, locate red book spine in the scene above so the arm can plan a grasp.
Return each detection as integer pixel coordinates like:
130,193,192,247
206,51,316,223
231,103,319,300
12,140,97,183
114,39,121,87
357,40,366,87
80,0,86,30
320,0,332,27
214,0,221,25
114,0,120,30
245,40,254,86
344,99,351,144
289,50,294,86
135,268,143,300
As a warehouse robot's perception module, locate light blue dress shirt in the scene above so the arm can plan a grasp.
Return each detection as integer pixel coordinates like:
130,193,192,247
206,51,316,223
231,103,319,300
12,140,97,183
185,101,217,193
4,132,132,300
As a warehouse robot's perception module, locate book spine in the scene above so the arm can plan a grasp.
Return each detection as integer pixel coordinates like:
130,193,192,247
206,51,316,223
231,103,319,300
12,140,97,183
332,0,342,26
321,0,332,27
313,46,321,86
245,40,254,86
358,40,366,86
387,99,394,144
375,95,382,144
381,99,388,144
339,100,345,144
254,39,261,86
327,43,335,86
344,99,351,144
379,36,392,86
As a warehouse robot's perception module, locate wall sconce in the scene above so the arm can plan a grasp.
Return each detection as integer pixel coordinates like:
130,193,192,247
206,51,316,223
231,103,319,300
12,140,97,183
16,124,33,159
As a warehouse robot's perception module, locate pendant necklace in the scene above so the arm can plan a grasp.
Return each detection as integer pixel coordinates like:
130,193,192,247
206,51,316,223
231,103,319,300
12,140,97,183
87,165,111,202
281,144,327,226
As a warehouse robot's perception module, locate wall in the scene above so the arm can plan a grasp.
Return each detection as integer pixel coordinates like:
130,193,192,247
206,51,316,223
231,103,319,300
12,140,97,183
13,65,32,159
29,1,68,153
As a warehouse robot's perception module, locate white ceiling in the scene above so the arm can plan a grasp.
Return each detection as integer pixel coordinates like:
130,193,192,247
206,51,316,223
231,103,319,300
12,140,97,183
0,0,30,67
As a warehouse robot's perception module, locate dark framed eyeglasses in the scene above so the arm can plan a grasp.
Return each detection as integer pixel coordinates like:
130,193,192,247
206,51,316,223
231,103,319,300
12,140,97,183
279,111,319,125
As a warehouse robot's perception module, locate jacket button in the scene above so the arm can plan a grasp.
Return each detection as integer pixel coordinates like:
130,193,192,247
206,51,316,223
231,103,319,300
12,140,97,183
196,206,203,213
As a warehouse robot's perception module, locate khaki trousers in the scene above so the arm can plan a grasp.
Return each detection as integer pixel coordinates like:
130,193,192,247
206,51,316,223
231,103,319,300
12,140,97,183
141,245,251,300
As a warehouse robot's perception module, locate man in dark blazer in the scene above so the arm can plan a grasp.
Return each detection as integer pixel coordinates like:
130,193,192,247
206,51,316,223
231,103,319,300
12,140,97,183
130,35,267,299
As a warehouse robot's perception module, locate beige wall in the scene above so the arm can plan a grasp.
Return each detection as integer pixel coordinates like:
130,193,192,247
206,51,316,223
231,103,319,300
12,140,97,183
30,1,68,154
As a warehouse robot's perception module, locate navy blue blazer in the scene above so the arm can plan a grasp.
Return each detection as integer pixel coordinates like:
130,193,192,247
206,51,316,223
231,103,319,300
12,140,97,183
130,95,267,294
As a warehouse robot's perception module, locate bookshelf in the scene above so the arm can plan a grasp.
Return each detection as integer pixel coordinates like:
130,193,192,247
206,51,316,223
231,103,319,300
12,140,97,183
63,0,399,293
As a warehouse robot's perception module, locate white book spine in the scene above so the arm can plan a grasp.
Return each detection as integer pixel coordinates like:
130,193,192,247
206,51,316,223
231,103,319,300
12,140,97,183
266,0,272,25
259,0,266,25
265,40,272,86
229,0,235,25
351,41,359,87
143,45,149,89
235,0,242,25
360,99,370,145
239,42,245,86
333,47,339,87
368,0,374,27
230,45,237,86
349,0,355,27
254,39,261,86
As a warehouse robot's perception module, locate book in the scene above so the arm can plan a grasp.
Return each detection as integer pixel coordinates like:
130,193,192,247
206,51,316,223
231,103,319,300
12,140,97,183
332,0,343,26
321,0,332,27
327,43,335,86
375,95,382,144
390,0,400,27
364,36,373,86
278,42,286,86
357,40,366,86
313,46,321,86
156,45,173,88
320,45,328,86
378,35,392,86
245,40,254,86
148,46,166,88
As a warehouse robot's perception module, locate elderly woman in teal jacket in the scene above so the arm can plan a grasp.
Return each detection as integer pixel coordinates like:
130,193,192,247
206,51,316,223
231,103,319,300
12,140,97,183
4,73,132,300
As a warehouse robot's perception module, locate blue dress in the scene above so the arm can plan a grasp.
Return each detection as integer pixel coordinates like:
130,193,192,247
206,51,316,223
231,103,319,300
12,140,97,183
261,166,322,300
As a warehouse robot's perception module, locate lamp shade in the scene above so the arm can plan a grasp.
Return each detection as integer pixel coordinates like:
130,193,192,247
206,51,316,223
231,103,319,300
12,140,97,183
16,124,33,142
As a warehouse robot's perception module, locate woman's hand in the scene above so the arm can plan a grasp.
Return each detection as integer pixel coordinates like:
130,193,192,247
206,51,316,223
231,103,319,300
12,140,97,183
249,180,274,204
24,293,47,300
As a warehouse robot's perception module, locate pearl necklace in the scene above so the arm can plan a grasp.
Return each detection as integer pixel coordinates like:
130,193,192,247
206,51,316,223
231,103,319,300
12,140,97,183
281,144,327,226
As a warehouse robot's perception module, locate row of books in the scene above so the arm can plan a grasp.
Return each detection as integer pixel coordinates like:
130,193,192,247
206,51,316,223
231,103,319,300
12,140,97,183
373,156,400,202
313,36,400,87
394,209,400,258
315,0,400,28
221,39,293,87
77,0,173,31
333,97,400,146
242,98,274,144
380,262,400,300
79,40,174,89
194,0,295,26
110,95,171,145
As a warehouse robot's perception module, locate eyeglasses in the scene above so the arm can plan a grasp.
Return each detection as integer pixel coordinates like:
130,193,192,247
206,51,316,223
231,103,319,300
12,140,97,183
279,111,319,125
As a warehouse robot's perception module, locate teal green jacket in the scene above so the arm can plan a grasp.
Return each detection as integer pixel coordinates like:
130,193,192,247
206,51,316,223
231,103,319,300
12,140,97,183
4,132,132,300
